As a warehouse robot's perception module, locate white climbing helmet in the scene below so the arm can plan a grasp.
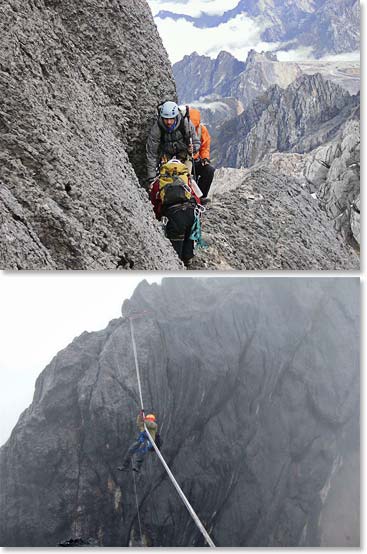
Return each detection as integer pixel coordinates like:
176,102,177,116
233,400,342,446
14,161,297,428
160,101,179,119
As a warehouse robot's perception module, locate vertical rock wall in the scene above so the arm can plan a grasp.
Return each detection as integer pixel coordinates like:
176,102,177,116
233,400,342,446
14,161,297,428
0,0,179,269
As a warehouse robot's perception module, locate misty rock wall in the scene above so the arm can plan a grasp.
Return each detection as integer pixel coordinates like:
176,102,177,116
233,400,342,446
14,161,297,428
0,278,360,547
0,0,180,269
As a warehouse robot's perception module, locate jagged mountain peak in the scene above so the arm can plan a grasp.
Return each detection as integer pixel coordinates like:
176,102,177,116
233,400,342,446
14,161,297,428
245,48,278,64
173,49,297,105
154,0,359,58
216,50,238,61
216,72,359,168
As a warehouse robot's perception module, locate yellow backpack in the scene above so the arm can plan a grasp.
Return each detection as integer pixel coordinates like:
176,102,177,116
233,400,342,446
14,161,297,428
159,159,193,206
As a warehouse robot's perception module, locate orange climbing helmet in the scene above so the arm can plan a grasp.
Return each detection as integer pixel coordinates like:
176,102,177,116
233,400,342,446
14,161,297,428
145,413,156,422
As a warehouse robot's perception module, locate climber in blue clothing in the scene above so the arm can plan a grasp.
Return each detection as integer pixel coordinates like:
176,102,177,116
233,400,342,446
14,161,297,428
117,411,159,473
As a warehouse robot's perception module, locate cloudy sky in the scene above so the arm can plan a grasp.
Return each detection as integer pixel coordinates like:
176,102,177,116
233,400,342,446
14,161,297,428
0,273,161,446
147,0,275,63
146,0,360,64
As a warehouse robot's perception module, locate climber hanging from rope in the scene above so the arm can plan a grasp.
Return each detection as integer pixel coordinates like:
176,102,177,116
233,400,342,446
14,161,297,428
117,410,160,473
119,312,216,547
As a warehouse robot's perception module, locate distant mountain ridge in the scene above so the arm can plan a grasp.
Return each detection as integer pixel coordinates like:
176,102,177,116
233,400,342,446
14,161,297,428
215,73,359,168
174,50,246,103
157,0,360,58
175,50,302,105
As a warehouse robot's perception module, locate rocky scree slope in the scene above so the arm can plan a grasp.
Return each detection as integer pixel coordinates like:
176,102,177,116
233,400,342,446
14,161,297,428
0,0,181,270
216,73,359,169
192,165,358,270
0,278,360,546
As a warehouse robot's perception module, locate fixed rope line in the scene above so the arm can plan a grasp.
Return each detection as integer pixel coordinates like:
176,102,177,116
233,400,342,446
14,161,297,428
128,316,216,548
129,318,144,410
143,425,216,548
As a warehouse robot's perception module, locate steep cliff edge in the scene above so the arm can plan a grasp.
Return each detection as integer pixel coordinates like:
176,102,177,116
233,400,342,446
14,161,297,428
0,0,180,269
0,278,359,546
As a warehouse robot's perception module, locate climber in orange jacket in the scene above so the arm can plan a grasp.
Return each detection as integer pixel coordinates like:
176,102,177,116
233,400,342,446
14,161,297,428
187,107,215,201
117,411,159,473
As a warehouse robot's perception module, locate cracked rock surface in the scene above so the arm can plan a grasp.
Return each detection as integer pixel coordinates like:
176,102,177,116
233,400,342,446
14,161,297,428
0,278,359,546
216,74,359,169
192,166,358,270
305,118,360,248
0,0,180,270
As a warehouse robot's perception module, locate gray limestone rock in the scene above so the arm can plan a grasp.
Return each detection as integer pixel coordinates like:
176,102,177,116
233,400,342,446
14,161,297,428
0,0,181,270
0,278,360,546
350,196,360,246
228,50,302,109
173,51,246,104
216,74,359,169
192,165,358,270
305,118,360,246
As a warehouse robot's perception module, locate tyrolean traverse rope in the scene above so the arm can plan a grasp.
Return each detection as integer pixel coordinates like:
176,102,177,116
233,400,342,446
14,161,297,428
127,315,216,548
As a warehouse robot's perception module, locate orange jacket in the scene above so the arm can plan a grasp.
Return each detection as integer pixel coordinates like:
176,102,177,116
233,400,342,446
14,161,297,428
189,108,211,160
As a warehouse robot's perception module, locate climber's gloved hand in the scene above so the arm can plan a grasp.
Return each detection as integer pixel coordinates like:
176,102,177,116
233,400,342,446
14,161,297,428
187,143,194,155
201,158,210,166
146,177,156,191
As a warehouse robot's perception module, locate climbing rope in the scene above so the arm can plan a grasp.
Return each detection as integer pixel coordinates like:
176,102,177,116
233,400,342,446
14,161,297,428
129,318,144,410
127,314,216,548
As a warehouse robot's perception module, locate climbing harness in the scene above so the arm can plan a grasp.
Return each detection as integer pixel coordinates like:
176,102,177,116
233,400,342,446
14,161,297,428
125,313,216,548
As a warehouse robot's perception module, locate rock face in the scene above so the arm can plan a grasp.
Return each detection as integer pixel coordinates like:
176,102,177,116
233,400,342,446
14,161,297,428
192,165,358,270
174,50,302,112
174,51,246,104
216,74,359,168
228,50,302,109
0,0,182,270
266,114,361,251
305,118,360,248
0,278,360,547
157,0,360,58
297,61,360,96
189,97,244,134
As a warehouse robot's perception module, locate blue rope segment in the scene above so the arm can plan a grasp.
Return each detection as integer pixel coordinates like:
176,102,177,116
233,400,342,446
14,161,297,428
190,213,208,249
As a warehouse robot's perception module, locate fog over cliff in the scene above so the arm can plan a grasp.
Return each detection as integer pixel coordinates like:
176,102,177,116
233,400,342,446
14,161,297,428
0,277,359,547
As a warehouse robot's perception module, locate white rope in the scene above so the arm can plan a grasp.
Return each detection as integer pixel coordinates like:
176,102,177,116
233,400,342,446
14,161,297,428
144,425,216,547
128,316,216,548
129,318,144,410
